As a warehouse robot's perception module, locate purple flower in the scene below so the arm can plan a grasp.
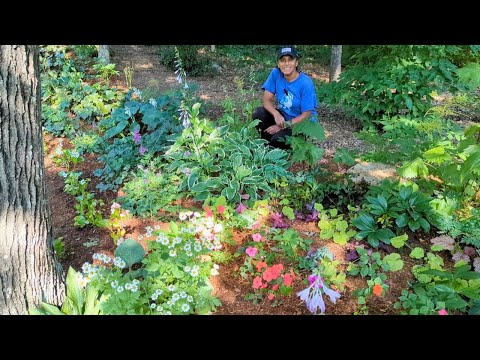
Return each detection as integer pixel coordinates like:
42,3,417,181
139,146,147,155
133,128,141,144
184,151,191,157
297,274,341,314
235,202,247,214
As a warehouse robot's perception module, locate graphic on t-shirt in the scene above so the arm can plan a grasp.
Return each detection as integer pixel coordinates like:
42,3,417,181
279,89,293,111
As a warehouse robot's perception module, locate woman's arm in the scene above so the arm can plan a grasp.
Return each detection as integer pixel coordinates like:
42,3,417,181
263,90,285,128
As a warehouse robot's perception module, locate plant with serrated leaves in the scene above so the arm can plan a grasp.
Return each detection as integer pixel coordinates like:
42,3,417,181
272,228,312,264
398,124,480,208
396,262,480,315
287,120,325,167
30,267,104,315
82,212,224,314
318,46,467,125
317,205,357,245
118,161,180,218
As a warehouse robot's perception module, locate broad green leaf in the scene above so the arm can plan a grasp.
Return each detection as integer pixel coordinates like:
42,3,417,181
383,253,404,271
390,234,408,249
410,247,425,259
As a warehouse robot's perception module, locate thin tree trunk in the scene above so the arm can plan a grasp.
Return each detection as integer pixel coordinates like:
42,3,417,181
98,45,110,63
0,45,64,314
329,45,342,83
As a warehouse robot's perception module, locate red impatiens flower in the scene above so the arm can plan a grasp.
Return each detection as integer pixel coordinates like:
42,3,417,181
283,273,293,286
372,284,383,296
217,205,225,214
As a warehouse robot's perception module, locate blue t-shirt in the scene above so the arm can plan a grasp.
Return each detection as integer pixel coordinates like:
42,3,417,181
262,67,318,122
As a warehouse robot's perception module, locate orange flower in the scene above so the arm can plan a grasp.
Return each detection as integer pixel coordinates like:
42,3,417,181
372,284,383,296
256,261,268,272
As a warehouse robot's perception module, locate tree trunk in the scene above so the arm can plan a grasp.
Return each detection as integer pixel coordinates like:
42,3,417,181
0,45,64,314
97,45,110,63
329,45,342,83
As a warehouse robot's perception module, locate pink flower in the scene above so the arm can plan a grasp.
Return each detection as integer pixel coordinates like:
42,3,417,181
217,205,225,214
252,233,262,242
272,284,279,291
252,276,263,289
204,206,213,218
251,221,262,230
235,202,247,214
438,309,448,315
283,273,293,286
245,246,257,257
268,293,275,300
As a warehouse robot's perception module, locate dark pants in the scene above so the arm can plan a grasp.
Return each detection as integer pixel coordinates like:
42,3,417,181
252,107,292,150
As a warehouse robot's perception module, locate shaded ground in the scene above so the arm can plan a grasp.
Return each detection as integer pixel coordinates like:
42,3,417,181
45,45,448,315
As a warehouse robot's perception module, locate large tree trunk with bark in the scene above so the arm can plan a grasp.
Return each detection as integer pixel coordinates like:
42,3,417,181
329,45,342,83
0,45,64,314
97,45,110,63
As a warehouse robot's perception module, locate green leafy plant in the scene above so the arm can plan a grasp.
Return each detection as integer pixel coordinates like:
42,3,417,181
29,267,103,315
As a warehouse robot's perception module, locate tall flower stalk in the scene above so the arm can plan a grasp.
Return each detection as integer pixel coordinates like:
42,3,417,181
174,46,191,128
297,273,341,314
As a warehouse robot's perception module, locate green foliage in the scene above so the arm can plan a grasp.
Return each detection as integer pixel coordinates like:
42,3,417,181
352,212,395,248
53,237,65,258
115,239,145,268
94,90,183,191
30,267,103,315
317,206,357,245
272,228,312,263
166,104,292,206
118,161,180,217
158,45,213,76
456,62,480,90
288,120,325,167
318,46,467,125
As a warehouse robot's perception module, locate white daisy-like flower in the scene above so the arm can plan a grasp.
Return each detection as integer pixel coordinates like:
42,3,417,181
167,284,176,292
186,250,193,257
130,285,138,293
169,249,177,257
113,257,126,269
179,291,187,298
183,244,191,251
181,303,190,312
151,293,158,301
172,293,180,302
117,286,124,293
173,237,182,245
150,303,157,309
214,223,223,233
125,283,133,290
187,295,194,303
190,269,199,277
184,266,191,273
179,212,187,221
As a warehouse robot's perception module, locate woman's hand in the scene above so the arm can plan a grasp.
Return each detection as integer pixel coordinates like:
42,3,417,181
265,124,283,135
273,113,285,128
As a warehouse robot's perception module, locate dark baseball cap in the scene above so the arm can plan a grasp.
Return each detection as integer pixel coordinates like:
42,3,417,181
277,46,299,60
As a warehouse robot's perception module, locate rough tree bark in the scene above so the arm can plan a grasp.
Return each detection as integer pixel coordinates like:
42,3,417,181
329,45,342,83
97,45,110,63
0,45,64,314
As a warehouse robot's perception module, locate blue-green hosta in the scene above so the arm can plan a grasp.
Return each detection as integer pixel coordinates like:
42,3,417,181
166,103,292,206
